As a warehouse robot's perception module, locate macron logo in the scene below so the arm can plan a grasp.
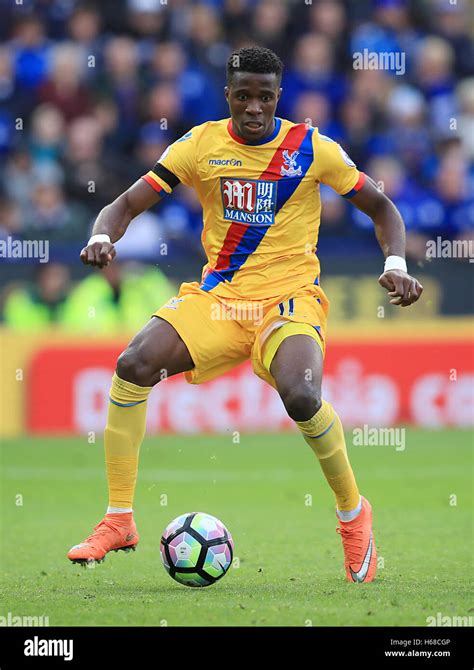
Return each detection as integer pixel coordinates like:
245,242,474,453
208,158,242,166
24,636,74,662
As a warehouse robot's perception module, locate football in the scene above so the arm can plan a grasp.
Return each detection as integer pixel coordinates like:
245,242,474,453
160,512,234,587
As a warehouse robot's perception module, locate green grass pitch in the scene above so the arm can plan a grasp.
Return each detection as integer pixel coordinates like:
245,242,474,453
0,430,472,627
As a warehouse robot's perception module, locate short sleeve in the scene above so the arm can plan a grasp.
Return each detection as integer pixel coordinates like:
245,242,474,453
141,128,198,196
313,131,365,198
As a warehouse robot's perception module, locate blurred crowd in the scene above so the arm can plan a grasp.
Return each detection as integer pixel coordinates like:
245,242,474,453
3,260,178,332
0,0,473,285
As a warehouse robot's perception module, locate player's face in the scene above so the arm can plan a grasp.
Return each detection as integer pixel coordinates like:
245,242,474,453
225,72,282,142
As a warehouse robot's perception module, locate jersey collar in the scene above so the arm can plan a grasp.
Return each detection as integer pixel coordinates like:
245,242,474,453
227,117,282,146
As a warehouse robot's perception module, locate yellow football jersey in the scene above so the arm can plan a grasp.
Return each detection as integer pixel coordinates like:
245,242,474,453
142,117,365,300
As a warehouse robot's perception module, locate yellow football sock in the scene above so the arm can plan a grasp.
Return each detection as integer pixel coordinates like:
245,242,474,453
104,373,152,509
295,400,360,511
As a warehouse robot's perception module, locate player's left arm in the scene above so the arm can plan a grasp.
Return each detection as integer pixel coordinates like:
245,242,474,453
348,174,423,307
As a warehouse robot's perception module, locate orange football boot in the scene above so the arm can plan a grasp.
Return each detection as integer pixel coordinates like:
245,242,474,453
336,496,377,583
67,512,138,565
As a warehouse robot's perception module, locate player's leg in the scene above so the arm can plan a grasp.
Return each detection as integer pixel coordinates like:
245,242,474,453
269,332,360,511
103,316,194,512
268,329,377,583
67,317,194,564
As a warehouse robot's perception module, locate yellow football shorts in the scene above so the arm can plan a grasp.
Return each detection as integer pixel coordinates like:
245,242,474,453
154,281,329,390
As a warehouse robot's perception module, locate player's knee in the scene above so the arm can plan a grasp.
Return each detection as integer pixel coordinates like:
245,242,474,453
116,346,155,387
280,383,322,422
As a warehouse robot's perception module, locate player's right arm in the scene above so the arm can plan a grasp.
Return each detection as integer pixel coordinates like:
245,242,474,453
80,127,199,268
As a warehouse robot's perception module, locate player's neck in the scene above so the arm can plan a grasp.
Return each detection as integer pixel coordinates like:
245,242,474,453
232,117,276,144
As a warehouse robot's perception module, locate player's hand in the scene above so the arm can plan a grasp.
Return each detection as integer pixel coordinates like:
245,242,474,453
80,241,116,268
378,269,423,307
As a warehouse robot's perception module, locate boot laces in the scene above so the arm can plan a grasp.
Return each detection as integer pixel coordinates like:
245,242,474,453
336,523,365,562
84,519,120,547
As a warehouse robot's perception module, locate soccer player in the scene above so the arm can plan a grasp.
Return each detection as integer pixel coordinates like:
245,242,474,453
68,47,423,582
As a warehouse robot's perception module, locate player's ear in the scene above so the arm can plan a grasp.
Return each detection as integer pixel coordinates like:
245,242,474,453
277,87,282,102
224,86,230,104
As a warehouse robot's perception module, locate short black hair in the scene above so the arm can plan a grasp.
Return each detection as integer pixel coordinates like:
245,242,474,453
226,46,283,85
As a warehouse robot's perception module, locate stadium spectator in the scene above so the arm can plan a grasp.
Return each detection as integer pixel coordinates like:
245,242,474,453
221,0,251,45
9,14,50,91
280,33,345,119
415,36,457,132
90,98,122,157
0,197,22,240
339,94,375,167
101,36,143,145
29,103,65,166
456,78,474,160
126,0,168,42
148,41,186,83
187,4,228,74
292,91,344,141
306,0,348,67
432,0,474,77
351,68,392,110
351,0,419,76
67,5,104,80
146,82,187,138
61,262,177,333
134,122,171,174
382,84,432,177
147,41,222,125
23,182,89,241
0,45,32,144
251,0,289,58
3,262,71,329
61,116,130,212
38,43,92,122
435,151,474,241
3,149,47,215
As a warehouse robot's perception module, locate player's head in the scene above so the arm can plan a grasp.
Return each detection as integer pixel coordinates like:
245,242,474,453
225,46,283,143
